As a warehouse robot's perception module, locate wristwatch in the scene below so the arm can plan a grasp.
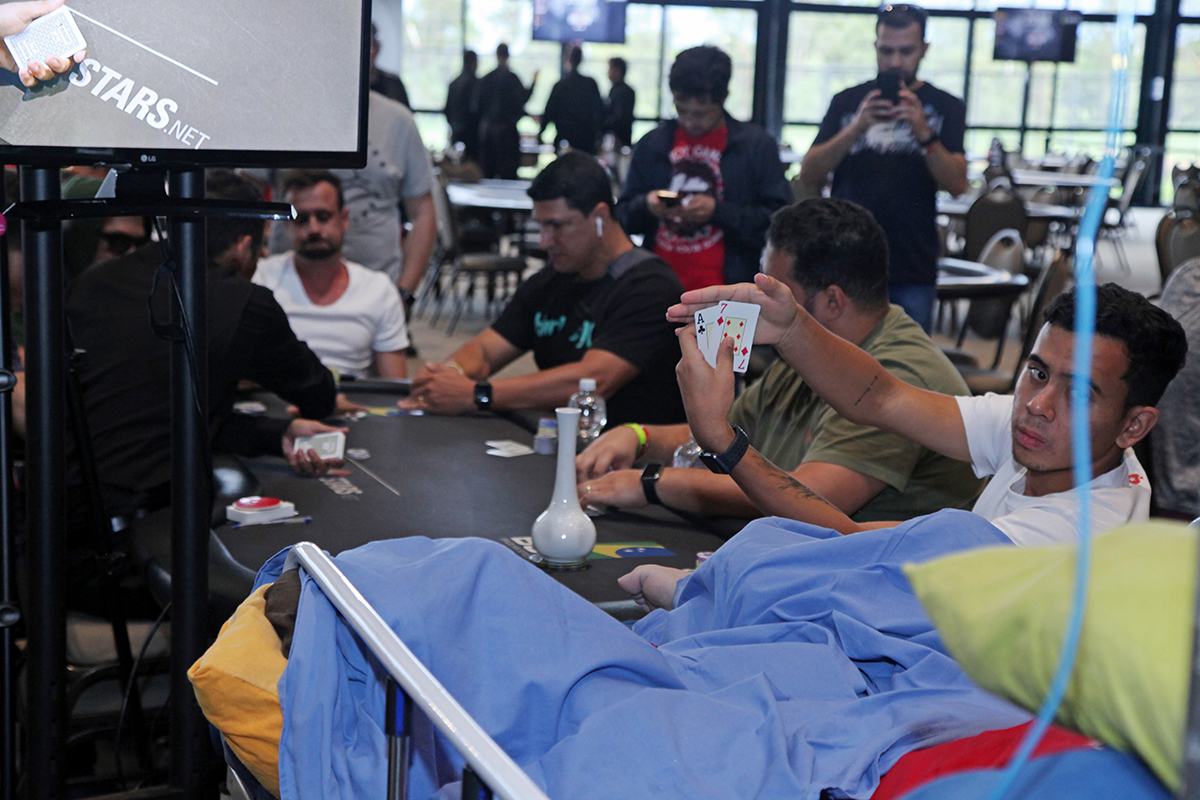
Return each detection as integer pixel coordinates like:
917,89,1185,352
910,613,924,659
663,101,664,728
641,463,664,505
698,426,749,475
473,381,493,411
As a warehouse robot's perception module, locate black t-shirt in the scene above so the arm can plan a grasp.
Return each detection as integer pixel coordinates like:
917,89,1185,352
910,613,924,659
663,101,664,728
814,80,966,286
491,249,687,425
65,243,336,517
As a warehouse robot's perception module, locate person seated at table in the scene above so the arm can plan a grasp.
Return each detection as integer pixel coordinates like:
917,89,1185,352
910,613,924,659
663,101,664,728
615,45,792,292
253,170,409,380
402,152,687,425
577,198,983,521
665,279,1187,545
65,170,344,527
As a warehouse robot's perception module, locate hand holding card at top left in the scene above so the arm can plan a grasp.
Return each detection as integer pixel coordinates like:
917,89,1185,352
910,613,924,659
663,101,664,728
674,324,737,454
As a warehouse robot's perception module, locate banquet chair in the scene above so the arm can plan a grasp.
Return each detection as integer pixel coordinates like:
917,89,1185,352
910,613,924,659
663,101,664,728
422,173,528,335
962,186,1029,263
1098,153,1149,273
952,248,1072,395
941,229,1027,371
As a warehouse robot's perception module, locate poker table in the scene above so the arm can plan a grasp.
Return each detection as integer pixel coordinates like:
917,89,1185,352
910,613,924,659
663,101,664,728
134,392,733,618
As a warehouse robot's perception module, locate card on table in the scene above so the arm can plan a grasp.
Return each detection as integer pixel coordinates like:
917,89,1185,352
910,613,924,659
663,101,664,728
292,430,346,461
694,301,760,373
485,439,534,458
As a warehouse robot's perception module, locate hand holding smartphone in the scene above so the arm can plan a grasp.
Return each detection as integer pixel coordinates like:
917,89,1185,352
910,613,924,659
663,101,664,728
656,190,682,208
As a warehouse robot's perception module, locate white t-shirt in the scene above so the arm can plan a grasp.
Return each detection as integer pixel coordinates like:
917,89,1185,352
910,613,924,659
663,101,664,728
957,393,1150,546
253,253,409,378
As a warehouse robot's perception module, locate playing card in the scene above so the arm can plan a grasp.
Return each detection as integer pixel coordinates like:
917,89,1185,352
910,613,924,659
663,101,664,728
292,430,346,460
694,302,759,371
717,301,761,373
485,440,534,457
694,305,723,367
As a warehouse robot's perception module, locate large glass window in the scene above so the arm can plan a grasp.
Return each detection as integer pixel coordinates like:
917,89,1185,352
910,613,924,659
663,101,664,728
784,11,967,153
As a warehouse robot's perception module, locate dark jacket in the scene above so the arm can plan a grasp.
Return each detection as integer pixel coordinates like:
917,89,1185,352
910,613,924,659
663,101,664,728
616,114,793,285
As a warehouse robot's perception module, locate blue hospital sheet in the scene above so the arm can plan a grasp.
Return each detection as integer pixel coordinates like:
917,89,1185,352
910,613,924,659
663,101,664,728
256,509,1030,800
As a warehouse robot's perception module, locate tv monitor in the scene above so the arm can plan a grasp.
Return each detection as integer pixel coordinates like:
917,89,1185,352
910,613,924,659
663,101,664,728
0,0,371,169
532,0,626,44
993,8,1082,63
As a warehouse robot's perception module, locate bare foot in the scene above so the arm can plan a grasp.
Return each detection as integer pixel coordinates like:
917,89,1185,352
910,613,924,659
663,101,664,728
617,565,692,612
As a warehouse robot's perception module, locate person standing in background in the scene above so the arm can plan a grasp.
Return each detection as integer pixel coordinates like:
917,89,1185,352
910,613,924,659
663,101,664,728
473,43,538,180
604,57,636,150
369,21,410,108
445,49,480,163
539,46,604,154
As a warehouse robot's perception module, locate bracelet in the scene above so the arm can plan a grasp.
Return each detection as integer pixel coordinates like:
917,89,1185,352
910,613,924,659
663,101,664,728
917,132,939,153
623,422,649,459
446,361,466,376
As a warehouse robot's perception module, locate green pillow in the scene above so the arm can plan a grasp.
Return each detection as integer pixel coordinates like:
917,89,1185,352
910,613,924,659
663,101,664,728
905,520,1195,792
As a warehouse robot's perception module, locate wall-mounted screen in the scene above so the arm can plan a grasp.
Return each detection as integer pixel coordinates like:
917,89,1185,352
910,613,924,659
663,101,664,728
993,8,1082,63
0,0,371,168
532,0,626,44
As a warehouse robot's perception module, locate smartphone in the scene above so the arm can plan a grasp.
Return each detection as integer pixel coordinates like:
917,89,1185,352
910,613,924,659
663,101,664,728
877,70,902,105
656,190,682,208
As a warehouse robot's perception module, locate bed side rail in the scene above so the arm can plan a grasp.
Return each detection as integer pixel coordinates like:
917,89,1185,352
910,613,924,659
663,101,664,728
283,541,551,800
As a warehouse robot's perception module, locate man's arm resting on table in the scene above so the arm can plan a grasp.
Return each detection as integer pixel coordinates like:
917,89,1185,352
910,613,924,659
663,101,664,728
445,327,525,379
490,348,637,411
576,421,694,480
587,459,888,518
374,350,408,379
398,193,437,297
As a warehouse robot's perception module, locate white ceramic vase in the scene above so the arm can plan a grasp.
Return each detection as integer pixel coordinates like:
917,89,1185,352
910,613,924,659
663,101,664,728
531,407,596,566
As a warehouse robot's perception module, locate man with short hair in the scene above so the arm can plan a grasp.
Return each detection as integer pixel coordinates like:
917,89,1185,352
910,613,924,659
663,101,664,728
617,45,792,292
472,43,538,180
539,45,604,154
662,278,1187,546
578,199,982,520
800,4,968,332
65,170,343,522
402,152,685,424
604,57,636,150
445,49,480,163
254,169,409,379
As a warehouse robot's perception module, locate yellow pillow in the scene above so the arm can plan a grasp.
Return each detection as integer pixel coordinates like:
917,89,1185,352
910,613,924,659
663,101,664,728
904,521,1195,792
188,584,286,798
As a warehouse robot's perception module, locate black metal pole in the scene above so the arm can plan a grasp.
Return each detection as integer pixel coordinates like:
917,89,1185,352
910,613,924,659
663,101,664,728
0,169,18,800
22,165,67,800
166,168,215,799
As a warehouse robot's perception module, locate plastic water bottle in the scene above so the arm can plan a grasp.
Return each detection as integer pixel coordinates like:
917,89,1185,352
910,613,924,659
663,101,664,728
568,378,607,452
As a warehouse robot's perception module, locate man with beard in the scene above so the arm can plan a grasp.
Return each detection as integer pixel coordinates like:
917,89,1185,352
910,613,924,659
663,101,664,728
253,170,409,379
799,4,968,332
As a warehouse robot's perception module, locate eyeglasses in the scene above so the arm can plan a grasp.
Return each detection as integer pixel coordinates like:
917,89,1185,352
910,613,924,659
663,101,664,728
98,231,150,256
878,3,928,22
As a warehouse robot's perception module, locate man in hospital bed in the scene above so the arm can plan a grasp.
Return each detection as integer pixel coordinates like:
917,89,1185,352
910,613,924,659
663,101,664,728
221,281,1188,800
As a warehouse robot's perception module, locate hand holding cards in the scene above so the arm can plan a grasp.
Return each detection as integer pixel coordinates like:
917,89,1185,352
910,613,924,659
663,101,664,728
292,430,346,461
694,301,760,373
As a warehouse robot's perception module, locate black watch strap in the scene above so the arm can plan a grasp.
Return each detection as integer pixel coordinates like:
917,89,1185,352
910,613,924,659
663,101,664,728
473,381,493,411
699,426,750,475
917,132,940,149
641,463,664,505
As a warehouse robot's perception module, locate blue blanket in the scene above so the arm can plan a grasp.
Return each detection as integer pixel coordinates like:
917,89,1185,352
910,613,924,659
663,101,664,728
258,509,1029,800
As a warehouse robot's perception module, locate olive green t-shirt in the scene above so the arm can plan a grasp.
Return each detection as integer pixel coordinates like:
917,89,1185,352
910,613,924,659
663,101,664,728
728,305,984,522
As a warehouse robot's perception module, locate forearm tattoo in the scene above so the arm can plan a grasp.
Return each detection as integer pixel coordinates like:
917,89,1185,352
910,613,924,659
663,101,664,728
772,470,836,509
853,375,878,407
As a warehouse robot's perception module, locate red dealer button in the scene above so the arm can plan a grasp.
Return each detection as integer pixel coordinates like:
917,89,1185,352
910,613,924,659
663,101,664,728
234,496,282,510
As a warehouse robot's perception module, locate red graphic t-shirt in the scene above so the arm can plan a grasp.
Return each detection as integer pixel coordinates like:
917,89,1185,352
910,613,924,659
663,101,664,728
653,124,727,292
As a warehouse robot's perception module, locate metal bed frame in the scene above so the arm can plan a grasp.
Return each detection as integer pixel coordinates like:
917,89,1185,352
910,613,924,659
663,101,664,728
253,542,552,800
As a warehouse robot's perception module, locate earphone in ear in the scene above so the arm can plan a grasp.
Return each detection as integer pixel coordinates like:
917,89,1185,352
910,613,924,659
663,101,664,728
595,217,603,237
